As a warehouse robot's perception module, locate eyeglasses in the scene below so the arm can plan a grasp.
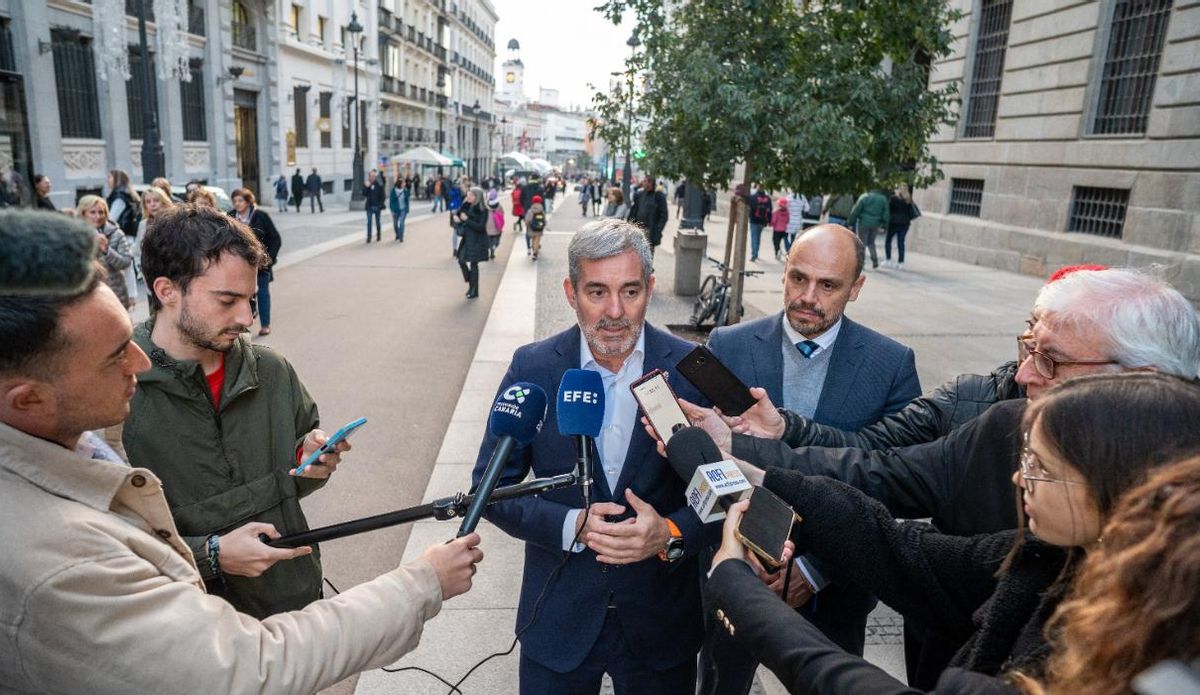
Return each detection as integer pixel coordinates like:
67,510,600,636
1019,446,1086,495
1016,337,1118,380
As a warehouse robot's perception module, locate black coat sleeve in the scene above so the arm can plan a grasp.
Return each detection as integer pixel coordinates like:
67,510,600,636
706,559,922,694
761,472,1012,645
255,211,282,263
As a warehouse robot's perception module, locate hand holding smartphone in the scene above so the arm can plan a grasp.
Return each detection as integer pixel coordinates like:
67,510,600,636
630,370,690,445
292,417,367,476
675,346,757,416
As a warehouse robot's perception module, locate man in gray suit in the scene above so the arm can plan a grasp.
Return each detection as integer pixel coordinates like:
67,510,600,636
701,224,920,694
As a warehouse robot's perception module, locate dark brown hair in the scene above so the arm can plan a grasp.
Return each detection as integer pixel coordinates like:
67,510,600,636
230,187,257,206
140,204,267,313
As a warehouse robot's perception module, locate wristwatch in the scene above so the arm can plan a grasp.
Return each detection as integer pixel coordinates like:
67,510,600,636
659,518,685,563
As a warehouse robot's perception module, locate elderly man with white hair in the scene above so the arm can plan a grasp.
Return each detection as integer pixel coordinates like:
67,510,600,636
679,266,1200,689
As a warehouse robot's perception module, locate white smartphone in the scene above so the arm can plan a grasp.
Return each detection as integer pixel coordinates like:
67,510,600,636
631,369,690,445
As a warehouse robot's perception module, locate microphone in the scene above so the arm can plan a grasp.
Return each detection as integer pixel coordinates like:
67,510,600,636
665,426,752,522
458,382,547,537
0,211,98,295
556,369,605,507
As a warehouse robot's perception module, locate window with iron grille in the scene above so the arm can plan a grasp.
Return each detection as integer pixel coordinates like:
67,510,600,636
187,0,206,36
963,0,1013,138
319,92,332,148
180,59,206,141
126,46,160,140
232,1,257,51
1068,186,1129,238
948,178,985,216
344,178,352,192
52,30,102,139
1092,0,1172,135
293,86,308,147
0,19,16,73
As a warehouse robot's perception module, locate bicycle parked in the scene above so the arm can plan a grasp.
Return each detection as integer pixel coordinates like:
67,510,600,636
690,256,764,328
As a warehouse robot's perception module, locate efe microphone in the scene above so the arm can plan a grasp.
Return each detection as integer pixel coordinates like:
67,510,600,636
457,382,547,537
556,369,605,507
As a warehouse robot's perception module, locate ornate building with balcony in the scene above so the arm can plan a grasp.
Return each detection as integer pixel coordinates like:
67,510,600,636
1,0,279,204
275,0,378,203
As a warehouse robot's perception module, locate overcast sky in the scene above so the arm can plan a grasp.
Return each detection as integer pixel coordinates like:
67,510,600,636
491,0,636,111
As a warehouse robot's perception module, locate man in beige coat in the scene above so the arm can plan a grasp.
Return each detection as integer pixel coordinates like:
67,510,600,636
0,262,483,693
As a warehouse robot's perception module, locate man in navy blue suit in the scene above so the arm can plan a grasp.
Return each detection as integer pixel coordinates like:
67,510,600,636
473,220,715,694
702,224,920,694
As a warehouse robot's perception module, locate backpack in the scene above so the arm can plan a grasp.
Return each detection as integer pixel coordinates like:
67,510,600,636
492,208,505,233
750,193,772,223
529,210,546,232
116,193,142,238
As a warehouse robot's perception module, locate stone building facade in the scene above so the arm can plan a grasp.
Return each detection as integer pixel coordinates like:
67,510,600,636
915,0,1199,301
1,0,280,207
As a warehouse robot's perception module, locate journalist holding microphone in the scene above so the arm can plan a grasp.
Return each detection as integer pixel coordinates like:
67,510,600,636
0,210,484,694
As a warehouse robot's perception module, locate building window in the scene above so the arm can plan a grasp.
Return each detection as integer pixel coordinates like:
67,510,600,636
319,91,332,148
126,46,159,140
187,0,206,37
0,18,15,72
52,30,102,139
317,16,327,45
962,0,1013,138
1092,0,1173,135
180,59,206,141
290,4,302,36
232,1,257,51
342,99,352,147
948,178,984,217
294,86,308,148
344,178,353,192
1067,186,1129,238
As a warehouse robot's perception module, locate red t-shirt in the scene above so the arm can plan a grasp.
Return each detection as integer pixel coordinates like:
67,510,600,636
205,357,226,410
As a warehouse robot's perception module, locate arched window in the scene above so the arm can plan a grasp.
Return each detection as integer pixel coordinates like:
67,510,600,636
231,1,257,51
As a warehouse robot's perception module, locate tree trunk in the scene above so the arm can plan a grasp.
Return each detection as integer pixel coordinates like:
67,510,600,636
726,160,753,325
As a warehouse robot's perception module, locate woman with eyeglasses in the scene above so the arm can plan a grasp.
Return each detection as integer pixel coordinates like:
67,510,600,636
707,372,1200,693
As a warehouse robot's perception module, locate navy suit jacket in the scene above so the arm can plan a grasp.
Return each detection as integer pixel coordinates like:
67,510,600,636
473,323,716,673
708,313,920,431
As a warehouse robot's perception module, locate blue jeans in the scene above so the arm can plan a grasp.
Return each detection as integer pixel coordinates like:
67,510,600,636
256,269,272,328
432,197,443,212
749,223,765,260
393,211,408,240
366,206,382,241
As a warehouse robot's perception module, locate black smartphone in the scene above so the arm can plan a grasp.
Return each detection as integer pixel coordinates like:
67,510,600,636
675,345,757,416
736,486,799,569
630,369,691,445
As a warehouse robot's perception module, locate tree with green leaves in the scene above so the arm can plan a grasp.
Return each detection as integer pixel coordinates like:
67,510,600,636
591,0,960,322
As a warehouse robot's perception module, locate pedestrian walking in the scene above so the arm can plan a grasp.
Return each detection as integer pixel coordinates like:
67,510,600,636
290,169,305,213
802,193,823,230
448,180,464,255
543,178,556,213
105,169,141,241
602,188,628,218
389,176,411,242
231,188,282,336
770,197,790,260
454,186,489,299
747,186,773,262
626,175,669,255
485,193,504,260
674,179,686,218
33,174,56,211
591,177,603,216
848,187,890,269
273,174,289,213
363,170,386,243
785,192,806,251
825,192,854,226
78,194,133,310
885,185,920,269
525,194,546,260
578,177,591,217
305,168,324,212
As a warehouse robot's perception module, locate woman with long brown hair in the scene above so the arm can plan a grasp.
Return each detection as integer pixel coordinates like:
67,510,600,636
704,372,1200,693
230,188,282,335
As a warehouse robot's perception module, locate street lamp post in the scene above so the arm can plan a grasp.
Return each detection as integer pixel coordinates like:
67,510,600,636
436,71,446,176
348,12,364,207
621,33,640,202
135,0,164,183
471,99,481,182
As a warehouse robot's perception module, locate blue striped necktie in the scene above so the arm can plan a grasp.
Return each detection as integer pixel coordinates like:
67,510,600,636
796,340,819,358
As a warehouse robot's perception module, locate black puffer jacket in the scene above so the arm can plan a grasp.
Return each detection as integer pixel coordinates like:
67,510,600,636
762,473,1070,684
456,204,490,263
780,361,1022,450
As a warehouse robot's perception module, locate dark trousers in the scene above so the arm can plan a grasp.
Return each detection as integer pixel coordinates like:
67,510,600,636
308,190,323,212
859,225,881,267
458,257,479,294
771,231,787,256
366,206,382,241
292,192,303,213
519,607,696,695
886,226,909,263
255,269,272,328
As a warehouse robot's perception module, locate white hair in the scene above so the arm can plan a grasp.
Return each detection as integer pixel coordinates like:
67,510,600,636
1035,267,1200,379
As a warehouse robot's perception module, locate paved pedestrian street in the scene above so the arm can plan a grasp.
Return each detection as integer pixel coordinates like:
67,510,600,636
215,194,1048,694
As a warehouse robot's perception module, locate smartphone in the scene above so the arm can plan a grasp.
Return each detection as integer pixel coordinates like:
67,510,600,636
736,486,799,569
293,417,367,475
630,369,691,445
675,346,757,416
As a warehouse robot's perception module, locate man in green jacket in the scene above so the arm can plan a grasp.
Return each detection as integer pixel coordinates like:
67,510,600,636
124,205,350,618
847,188,890,270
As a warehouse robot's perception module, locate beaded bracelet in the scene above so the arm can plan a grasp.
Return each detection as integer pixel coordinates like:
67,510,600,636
205,533,221,578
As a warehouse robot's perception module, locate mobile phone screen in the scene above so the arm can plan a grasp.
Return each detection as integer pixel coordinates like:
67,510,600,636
736,486,798,569
631,371,690,445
